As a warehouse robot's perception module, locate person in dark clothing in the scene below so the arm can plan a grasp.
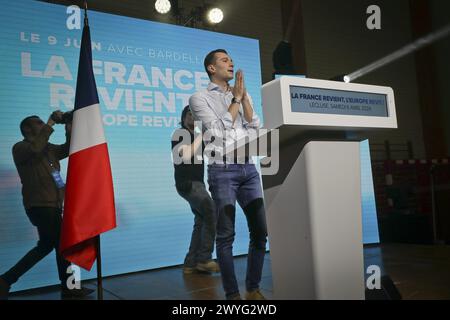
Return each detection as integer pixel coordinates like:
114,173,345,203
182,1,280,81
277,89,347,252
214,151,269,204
0,111,93,300
171,106,219,274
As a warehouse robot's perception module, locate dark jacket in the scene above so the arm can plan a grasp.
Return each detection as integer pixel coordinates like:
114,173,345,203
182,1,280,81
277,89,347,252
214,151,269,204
12,124,70,209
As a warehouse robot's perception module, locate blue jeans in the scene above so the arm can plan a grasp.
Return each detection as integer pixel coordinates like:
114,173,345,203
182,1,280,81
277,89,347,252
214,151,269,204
207,163,267,298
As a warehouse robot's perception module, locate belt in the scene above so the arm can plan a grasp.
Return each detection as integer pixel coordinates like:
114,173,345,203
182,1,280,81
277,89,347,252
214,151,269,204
222,156,250,164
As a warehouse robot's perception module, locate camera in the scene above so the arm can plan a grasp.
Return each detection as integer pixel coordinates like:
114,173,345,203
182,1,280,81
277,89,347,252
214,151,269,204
51,110,73,124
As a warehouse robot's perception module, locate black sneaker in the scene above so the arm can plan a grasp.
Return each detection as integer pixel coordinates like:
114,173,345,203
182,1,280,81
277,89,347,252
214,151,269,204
61,286,95,299
0,277,10,300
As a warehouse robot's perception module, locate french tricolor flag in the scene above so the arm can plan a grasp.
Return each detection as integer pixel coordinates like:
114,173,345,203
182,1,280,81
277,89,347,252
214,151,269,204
60,21,116,271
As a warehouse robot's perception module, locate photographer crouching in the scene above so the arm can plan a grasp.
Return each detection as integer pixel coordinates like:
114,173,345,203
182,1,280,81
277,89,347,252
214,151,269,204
0,110,93,299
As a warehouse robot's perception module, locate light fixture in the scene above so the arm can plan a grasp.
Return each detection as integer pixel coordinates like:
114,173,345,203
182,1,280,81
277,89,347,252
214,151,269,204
155,0,171,14
207,8,223,24
343,75,351,83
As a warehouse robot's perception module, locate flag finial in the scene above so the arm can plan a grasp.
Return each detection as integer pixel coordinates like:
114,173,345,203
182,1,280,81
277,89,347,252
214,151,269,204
84,1,89,26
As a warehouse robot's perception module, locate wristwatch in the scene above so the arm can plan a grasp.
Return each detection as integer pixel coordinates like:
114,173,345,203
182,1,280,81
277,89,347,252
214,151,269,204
231,97,241,104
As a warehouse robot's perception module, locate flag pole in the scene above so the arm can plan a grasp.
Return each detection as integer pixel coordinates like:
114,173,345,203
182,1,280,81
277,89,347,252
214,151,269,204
96,235,103,300
83,1,102,300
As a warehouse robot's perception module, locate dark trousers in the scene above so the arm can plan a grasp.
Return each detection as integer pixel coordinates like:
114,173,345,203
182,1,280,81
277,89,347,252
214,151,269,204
177,181,217,267
1,207,71,287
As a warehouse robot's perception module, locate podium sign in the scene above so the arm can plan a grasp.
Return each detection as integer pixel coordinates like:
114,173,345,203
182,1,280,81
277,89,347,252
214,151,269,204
263,77,397,132
290,85,389,117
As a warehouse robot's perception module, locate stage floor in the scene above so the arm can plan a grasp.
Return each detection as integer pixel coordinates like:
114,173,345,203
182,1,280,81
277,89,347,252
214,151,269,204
8,243,450,300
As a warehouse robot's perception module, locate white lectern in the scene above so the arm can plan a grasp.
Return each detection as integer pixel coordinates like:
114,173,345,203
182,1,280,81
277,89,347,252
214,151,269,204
262,77,397,300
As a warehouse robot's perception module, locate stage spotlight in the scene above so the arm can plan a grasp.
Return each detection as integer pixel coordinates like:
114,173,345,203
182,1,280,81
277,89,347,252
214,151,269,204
207,8,224,24
155,0,171,14
343,75,351,83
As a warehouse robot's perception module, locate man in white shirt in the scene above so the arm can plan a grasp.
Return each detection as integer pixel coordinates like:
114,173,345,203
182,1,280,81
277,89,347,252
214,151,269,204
189,49,267,300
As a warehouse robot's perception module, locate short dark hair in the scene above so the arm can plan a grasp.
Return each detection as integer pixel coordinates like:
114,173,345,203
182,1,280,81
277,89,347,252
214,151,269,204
204,49,228,78
20,115,39,137
180,105,191,129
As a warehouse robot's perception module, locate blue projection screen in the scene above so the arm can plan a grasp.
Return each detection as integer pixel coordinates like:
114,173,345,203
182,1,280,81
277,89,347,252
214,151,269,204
0,0,262,291
360,140,380,244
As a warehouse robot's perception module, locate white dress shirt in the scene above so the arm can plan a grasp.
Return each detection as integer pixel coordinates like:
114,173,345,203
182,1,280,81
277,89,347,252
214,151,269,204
189,82,260,163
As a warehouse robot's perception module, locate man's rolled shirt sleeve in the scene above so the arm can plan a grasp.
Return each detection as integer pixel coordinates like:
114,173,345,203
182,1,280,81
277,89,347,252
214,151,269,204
241,94,261,129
